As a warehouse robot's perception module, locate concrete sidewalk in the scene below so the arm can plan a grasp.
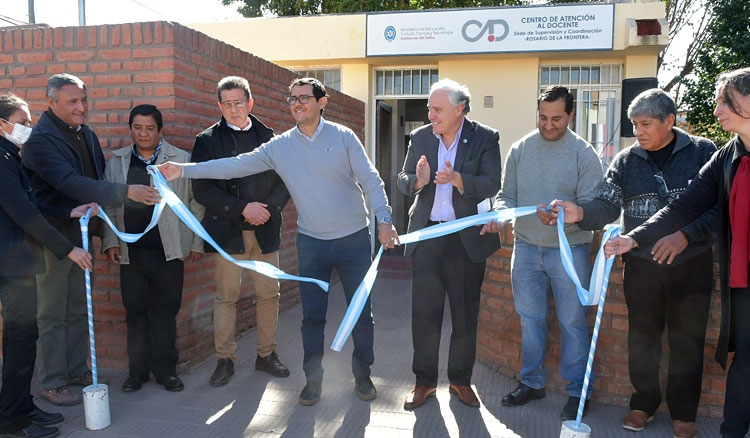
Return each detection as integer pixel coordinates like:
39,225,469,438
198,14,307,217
36,277,723,437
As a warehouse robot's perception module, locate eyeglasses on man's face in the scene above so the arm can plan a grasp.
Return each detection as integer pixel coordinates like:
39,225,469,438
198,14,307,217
221,100,248,109
286,95,315,105
654,171,669,198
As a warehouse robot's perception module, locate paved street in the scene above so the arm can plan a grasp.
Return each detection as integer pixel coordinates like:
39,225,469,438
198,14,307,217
35,277,723,437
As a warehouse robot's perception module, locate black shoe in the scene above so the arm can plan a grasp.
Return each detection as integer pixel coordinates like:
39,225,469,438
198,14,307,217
156,376,184,392
209,358,234,387
27,407,63,426
299,382,322,406
354,377,377,401
0,423,60,438
122,375,148,393
560,396,590,421
501,383,546,406
255,351,290,378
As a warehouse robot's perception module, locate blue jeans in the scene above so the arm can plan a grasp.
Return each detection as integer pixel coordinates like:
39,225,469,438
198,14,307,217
296,228,374,383
511,239,592,396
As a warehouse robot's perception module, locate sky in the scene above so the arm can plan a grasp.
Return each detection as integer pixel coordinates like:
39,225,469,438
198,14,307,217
2,0,246,27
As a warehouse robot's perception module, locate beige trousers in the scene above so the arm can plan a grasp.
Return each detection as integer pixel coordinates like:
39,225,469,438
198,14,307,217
213,230,280,359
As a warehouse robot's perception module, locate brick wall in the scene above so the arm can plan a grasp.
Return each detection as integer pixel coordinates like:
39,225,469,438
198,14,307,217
477,227,726,418
0,21,365,372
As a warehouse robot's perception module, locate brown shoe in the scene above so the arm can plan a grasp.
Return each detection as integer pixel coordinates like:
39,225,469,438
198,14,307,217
622,410,654,432
404,385,436,410
41,386,80,406
673,420,697,438
449,384,480,407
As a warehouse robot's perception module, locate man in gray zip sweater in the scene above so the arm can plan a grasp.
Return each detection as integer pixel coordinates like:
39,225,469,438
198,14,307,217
157,77,399,407
544,89,716,438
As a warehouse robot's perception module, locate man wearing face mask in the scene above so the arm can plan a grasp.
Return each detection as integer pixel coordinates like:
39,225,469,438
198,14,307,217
0,93,95,438
102,104,204,393
21,74,162,406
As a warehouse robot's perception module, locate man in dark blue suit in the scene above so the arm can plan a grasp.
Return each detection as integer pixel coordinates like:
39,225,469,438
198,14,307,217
397,79,502,409
22,74,160,406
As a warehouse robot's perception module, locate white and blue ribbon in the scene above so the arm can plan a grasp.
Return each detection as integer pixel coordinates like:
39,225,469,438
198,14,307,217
330,206,538,352
331,206,622,356
146,167,329,291
556,208,621,306
80,209,100,388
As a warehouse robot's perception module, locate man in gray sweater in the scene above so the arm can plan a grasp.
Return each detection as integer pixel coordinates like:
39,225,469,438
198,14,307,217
481,85,603,421
157,77,399,407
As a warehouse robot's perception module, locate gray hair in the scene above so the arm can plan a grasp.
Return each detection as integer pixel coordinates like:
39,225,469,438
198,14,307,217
429,78,471,114
217,76,252,101
627,88,676,123
716,67,750,118
0,93,28,120
46,73,86,102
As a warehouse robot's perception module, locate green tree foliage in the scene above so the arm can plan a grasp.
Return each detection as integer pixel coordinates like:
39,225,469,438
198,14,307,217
682,0,750,145
221,0,525,17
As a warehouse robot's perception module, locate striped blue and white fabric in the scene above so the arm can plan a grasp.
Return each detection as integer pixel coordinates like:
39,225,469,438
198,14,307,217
556,208,621,306
331,206,539,352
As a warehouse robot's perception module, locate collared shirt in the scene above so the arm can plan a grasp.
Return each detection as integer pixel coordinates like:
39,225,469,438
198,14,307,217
227,118,253,132
295,117,327,142
132,139,162,165
429,121,464,222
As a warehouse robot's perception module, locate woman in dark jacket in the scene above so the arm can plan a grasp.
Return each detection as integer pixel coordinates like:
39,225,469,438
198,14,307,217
607,68,750,438
0,93,94,438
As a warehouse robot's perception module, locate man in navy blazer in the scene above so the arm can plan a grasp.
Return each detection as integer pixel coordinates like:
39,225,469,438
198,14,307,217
22,74,160,406
397,79,502,409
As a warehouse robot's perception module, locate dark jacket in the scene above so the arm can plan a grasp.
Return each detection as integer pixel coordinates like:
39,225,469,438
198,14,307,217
190,115,289,254
0,136,73,276
21,111,128,245
579,127,717,265
629,136,743,369
397,118,502,263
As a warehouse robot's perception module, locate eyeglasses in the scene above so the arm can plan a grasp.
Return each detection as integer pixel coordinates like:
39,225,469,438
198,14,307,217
220,100,248,108
654,171,669,198
286,95,315,105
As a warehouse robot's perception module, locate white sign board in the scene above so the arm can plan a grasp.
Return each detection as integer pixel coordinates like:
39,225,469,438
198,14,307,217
366,4,614,56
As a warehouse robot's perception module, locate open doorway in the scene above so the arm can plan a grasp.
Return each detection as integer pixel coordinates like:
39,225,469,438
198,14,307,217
375,98,429,239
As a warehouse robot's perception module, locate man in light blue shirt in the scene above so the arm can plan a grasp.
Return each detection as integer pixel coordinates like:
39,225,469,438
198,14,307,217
158,78,399,406
398,79,502,409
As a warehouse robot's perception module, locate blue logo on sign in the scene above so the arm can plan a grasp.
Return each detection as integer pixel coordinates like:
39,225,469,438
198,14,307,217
384,26,396,42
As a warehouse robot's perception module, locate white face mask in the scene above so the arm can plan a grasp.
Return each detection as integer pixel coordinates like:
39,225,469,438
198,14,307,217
1,119,32,146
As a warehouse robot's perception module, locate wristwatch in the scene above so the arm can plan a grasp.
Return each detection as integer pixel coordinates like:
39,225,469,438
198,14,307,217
379,215,393,225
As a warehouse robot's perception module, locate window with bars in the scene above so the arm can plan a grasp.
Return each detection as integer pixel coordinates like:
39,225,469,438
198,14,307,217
540,64,622,166
293,68,342,91
375,68,439,97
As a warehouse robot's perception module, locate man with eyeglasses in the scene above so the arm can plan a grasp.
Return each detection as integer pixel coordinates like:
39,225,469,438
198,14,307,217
540,89,717,438
158,77,399,406
190,76,291,387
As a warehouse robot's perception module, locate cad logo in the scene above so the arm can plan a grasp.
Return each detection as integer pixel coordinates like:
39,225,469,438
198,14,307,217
384,26,396,42
461,19,509,42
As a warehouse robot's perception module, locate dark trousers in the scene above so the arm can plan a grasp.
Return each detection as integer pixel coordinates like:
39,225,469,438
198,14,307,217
411,232,485,387
120,246,184,380
622,250,713,421
0,275,38,432
296,228,373,383
721,287,750,438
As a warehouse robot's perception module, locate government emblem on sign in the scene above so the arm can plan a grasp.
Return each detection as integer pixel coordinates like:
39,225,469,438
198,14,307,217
384,26,396,42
